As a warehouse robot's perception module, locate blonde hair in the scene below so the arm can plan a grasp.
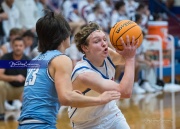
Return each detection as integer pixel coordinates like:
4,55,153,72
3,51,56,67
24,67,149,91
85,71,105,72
74,22,102,53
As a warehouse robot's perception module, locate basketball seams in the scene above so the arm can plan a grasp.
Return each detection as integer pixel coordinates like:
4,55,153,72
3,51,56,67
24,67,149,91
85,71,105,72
115,25,137,44
135,32,142,41
116,32,142,47
110,20,125,45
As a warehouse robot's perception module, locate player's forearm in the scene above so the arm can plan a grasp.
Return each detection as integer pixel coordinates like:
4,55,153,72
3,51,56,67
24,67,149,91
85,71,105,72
119,58,135,98
0,74,16,82
61,92,101,107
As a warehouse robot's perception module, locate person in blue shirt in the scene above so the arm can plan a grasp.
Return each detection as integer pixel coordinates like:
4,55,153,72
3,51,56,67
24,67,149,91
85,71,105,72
18,10,120,129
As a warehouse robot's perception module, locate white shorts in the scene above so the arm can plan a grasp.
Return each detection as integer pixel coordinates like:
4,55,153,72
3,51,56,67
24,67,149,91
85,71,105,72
71,111,130,129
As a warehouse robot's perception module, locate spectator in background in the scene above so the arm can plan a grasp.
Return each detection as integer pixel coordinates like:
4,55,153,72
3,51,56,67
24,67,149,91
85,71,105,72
46,0,63,14
77,0,89,17
2,0,20,38
152,13,163,21
22,30,36,58
0,3,8,45
0,28,22,57
111,1,129,27
136,2,153,34
63,0,86,36
0,37,29,120
34,0,46,18
79,0,95,22
87,3,109,32
99,0,114,31
132,13,162,94
14,0,39,33
65,41,83,67
124,0,139,19
110,1,129,82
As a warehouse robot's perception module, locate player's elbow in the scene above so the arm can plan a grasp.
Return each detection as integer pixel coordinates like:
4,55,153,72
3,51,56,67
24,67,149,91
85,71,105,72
60,99,71,106
58,93,72,106
121,93,132,98
120,88,133,98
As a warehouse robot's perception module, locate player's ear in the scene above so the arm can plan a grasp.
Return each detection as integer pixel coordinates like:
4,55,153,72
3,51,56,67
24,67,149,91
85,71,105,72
81,45,88,53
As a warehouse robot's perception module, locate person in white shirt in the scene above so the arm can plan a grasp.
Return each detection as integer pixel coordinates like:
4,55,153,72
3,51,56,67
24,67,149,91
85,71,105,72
1,0,20,38
87,3,109,32
14,0,39,32
111,1,129,27
124,0,139,19
68,22,138,129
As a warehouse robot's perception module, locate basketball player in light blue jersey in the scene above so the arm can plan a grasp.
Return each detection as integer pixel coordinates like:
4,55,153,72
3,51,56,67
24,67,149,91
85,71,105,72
68,23,138,129
18,11,120,129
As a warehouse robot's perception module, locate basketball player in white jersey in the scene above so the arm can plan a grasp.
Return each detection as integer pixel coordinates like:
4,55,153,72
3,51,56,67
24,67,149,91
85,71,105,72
68,22,138,129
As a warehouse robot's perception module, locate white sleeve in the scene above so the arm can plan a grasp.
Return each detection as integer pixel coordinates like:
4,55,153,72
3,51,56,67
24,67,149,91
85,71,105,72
71,67,95,82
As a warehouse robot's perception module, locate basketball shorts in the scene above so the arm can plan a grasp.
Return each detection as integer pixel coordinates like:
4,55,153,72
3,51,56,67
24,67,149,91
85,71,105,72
71,111,130,129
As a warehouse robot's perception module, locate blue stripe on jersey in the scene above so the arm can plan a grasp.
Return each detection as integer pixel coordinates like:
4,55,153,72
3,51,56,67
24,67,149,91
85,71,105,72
83,56,109,79
107,56,115,69
71,66,90,80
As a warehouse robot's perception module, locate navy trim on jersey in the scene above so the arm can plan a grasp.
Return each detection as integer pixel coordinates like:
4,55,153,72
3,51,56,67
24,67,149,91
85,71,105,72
46,53,64,82
107,56,115,69
83,56,109,79
82,88,91,95
70,108,77,119
69,88,91,119
71,66,90,80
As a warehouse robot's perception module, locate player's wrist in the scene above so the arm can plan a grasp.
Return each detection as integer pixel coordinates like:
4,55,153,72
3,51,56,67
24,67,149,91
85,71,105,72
97,97,102,105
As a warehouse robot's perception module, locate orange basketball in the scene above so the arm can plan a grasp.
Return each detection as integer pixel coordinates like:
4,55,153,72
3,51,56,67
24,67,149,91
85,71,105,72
109,20,143,51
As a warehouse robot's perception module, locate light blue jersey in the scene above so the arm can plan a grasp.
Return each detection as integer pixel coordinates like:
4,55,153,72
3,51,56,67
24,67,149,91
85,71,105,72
18,50,62,126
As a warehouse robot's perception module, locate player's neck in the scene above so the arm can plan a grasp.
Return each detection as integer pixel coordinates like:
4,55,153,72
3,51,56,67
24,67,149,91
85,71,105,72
86,56,104,67
57,45,66,53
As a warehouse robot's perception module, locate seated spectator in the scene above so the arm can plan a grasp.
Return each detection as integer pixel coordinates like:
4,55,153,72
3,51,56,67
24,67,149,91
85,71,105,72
111,1,129,27
14,0,39,33
135,2,153,34
34,0,46,18
87,3,109,32
124,0,139,19
0,37,29,120
132,13,162,94
134,38,163,94
99,0,113,31
79,0,95,21
65,42,84,67
62,0,86,35
0,28,22,57
0,3,8,45
22,30,36,58
2,0,20,38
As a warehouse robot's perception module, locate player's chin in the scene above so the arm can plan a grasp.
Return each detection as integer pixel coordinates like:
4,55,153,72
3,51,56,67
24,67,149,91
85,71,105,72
102,53,108,58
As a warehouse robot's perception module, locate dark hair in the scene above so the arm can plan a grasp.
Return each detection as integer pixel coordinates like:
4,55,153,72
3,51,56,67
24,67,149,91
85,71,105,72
74,22,101,53
36,10,71,53
153,13,162,21
114,1,125,11
134,13,142,23
12,37,23,44
22,30,35,38
92,3,100,12
136,3,146,12
9,28,22,36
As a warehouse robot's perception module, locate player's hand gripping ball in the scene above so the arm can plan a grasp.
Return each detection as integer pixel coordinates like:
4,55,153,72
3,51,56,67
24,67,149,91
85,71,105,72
109,20,143,51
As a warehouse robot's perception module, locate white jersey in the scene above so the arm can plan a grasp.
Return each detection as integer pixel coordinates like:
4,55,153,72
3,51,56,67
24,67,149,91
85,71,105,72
68,56,120,123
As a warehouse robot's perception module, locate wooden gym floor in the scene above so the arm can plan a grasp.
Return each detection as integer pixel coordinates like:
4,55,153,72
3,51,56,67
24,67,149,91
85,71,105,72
0,91,180,129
